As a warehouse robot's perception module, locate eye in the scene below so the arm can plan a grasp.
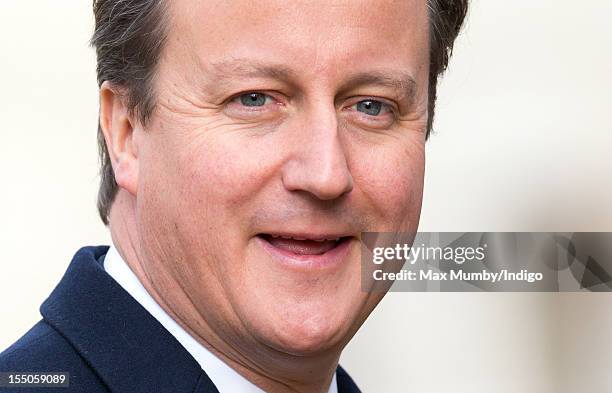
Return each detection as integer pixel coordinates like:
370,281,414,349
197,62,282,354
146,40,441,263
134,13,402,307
238,92,271,107
355,100,383,116
344,98,397,129
352,99,396,118
224,91,285,121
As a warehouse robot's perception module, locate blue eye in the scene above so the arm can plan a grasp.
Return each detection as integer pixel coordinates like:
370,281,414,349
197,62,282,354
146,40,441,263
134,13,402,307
239,93,268,107
355,100,383,116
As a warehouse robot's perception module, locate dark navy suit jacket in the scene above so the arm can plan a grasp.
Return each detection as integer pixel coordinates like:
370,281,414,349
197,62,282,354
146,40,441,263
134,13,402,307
0,246,361,393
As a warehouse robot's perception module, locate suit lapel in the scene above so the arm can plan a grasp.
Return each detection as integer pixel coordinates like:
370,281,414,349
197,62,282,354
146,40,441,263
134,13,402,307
41,246,219,393
336,364,362,393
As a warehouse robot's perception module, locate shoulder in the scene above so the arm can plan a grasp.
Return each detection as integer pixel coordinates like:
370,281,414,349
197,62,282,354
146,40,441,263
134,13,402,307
0,320,109,392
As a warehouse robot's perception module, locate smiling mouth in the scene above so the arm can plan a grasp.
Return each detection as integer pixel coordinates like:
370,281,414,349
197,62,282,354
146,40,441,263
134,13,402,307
257,234,353,256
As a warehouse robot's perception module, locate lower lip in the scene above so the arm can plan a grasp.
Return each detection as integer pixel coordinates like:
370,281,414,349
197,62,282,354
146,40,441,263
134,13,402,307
255,235,353,271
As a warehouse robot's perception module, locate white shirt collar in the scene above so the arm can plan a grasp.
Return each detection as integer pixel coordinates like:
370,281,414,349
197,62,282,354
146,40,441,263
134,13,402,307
103,244,338,393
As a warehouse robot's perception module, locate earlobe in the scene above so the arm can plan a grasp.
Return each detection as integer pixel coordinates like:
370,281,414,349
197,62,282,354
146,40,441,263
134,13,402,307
99,81,139,196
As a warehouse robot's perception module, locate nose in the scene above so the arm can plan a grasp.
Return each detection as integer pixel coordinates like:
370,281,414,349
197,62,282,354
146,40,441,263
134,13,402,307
281,103,354,201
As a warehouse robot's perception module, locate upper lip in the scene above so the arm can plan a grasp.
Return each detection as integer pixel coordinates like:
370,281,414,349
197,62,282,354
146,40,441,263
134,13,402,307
258,231,356,242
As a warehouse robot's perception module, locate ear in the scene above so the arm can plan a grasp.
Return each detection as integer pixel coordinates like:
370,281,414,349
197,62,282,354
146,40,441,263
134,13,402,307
99,81,139,196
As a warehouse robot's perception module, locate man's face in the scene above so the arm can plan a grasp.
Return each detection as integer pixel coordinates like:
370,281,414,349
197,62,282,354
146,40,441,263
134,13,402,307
133,0,429,355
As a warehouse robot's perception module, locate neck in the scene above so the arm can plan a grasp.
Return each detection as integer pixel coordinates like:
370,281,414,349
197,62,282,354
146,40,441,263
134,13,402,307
107,191,341,393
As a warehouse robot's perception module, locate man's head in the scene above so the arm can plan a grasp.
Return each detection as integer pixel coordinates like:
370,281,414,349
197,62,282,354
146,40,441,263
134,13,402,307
93,0,466,364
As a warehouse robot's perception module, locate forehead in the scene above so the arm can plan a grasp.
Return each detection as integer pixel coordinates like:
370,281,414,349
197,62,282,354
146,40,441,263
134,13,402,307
163,0,429,86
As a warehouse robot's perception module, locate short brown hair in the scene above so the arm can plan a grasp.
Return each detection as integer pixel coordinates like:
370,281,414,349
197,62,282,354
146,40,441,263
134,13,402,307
90,0,469,225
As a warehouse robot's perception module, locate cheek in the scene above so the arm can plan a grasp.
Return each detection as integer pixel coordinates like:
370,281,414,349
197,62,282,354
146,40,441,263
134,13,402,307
141,108,272,211
158,128,282,250
166,130,262,207
351,137,425,231
135,127,267,298
134,124,250,252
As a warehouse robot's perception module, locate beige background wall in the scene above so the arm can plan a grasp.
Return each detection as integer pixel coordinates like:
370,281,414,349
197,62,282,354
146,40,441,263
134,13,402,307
1,1,610,392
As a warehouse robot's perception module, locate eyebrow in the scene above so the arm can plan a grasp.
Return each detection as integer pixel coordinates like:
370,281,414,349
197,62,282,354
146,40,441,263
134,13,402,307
339,71,418,104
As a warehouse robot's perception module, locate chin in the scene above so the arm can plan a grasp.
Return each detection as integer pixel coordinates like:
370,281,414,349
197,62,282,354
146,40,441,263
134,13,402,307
236,239,365,356
257,302,351,356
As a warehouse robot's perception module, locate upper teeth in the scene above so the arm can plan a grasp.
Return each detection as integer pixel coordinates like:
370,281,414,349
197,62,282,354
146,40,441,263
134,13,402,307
270,235,341,242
